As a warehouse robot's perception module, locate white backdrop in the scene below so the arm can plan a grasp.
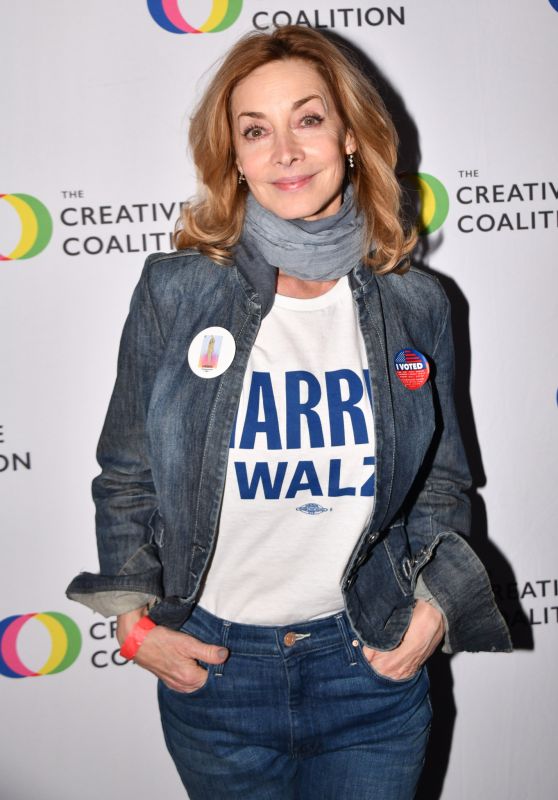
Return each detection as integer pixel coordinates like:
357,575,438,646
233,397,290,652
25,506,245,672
1,2,557,798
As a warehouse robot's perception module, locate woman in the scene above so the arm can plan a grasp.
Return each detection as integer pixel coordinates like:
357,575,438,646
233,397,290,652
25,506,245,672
67,25,510,799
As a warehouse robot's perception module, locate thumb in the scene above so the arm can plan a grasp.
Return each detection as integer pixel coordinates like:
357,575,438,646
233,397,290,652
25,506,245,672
202,643,229,664
180,632,229,664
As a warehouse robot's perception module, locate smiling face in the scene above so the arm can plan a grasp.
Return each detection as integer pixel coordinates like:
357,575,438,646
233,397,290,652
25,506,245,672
231,59,355,221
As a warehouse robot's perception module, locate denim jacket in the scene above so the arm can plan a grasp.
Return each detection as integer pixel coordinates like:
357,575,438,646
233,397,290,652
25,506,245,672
67,250,511,654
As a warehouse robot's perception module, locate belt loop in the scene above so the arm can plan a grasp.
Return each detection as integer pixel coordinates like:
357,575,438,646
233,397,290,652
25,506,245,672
214,620,232,678
334,613,358,666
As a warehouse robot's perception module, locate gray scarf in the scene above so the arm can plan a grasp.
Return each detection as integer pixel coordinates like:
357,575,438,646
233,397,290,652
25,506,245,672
234,185,365,318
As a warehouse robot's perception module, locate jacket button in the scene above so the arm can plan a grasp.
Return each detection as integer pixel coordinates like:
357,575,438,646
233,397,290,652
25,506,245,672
367,532,379,544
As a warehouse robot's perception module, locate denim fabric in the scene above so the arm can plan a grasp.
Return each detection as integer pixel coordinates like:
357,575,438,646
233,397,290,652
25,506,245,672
66,251,511,654
158,605,431,800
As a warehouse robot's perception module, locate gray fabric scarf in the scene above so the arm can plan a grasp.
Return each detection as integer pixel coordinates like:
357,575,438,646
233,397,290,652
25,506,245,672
234,185,365,318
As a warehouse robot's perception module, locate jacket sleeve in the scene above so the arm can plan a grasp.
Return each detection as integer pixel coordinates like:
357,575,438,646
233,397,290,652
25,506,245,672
406,291,511,653
66,257,165,615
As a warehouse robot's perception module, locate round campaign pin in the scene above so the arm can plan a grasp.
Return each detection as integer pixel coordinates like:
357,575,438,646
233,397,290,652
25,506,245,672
188,326,236,379
394,348,430,390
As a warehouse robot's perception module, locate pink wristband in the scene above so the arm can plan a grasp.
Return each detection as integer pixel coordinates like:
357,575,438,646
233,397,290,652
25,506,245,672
120,616,157,660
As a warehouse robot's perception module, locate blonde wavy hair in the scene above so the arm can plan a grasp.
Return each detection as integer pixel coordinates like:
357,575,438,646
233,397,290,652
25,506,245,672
175,25,416,273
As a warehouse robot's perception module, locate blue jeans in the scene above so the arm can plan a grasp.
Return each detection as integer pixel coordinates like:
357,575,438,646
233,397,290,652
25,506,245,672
158,605,431,799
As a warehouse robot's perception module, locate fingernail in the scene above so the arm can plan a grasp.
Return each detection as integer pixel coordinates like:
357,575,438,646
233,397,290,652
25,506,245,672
217,648,228,659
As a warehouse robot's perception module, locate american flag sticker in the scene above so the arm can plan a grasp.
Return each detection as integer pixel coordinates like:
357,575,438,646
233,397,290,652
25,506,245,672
394,348,430,390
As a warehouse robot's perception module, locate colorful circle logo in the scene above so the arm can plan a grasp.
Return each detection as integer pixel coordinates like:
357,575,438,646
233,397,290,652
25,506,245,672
549,1,558,12
0,193,53,260
147,0,243,33
0,612,82,678
402,173,450,235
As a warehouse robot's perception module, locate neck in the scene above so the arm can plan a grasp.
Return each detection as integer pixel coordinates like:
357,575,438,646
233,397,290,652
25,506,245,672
276,272,338,299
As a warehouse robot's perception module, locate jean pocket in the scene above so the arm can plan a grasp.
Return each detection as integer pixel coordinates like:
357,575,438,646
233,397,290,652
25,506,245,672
159,662,213,698
357,647,423,687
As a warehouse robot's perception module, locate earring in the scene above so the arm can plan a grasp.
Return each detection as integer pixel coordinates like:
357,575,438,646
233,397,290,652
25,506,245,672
238,170,246,184
348,153,355,170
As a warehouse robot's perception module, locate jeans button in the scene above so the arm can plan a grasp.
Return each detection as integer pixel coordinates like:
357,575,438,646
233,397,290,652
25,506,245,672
283,632,297,647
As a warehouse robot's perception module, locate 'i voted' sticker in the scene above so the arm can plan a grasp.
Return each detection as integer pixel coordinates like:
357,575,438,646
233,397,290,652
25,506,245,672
394,348,430,390
188,326,236,379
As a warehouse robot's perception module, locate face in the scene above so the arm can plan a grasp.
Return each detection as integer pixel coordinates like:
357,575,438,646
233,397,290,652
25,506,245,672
231,59,355,221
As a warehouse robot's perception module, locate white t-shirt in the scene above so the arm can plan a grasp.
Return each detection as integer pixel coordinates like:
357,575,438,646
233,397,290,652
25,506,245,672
198,276,375,625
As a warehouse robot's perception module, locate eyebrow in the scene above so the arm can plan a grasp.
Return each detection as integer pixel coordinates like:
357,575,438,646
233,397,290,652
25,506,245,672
237,94,326,119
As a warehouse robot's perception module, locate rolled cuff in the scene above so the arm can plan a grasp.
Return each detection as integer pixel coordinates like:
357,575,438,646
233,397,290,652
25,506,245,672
66,588,158,617
66,542,163,617
416,532,512,654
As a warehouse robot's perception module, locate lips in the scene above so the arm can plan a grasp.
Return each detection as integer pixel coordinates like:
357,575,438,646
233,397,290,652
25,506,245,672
271,175,314,191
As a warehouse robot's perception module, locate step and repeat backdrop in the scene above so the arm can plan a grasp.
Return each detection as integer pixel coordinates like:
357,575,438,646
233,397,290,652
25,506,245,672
1,2,557,798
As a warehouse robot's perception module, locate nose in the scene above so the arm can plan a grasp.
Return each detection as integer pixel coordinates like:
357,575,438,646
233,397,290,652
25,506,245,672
272,128,304,167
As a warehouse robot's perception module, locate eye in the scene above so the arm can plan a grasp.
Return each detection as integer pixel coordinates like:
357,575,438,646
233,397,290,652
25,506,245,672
242,124,267,140
299,114,324,128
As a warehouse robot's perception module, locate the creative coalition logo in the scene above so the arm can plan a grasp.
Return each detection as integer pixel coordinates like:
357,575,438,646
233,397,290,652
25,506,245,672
147,0,243,33
0,193,53,260
549,0,558,12
404,170,558,236
403,173,450,235
147,1,406,33
0,612,81,678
